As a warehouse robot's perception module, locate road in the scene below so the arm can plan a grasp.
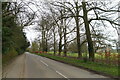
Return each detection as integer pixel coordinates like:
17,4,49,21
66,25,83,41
3,52,108,78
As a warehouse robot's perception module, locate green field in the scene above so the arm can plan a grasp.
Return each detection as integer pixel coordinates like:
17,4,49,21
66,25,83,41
48,51,119,59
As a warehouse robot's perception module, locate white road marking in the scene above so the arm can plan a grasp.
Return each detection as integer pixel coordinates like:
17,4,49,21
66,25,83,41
56,71,70,80
40,60,48,66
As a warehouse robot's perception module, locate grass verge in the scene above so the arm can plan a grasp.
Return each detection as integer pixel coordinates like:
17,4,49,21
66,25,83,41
33,53,119,78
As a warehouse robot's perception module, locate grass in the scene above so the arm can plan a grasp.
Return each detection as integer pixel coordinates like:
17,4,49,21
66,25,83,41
33,52,119,77
48,52,119,60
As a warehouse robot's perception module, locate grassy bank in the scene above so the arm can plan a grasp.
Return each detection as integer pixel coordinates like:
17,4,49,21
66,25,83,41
33,53,119,78
2,47,18,65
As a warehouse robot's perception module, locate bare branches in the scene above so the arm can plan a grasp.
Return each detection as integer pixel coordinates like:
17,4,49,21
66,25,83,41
88,7,120,12
24,0,119,58
89,17,120,26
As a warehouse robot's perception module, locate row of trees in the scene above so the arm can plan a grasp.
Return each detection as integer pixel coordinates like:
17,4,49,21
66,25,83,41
2,2,35,63
29,0,120,61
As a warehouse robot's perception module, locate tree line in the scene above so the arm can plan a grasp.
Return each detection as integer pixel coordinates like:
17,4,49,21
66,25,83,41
26,0,120,62
2,2,35,63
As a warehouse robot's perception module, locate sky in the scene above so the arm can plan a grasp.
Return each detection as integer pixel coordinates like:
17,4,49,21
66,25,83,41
23,25,40,44
22,0,119,47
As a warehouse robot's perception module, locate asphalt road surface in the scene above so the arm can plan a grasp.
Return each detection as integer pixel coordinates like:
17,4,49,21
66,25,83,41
3,52,108,79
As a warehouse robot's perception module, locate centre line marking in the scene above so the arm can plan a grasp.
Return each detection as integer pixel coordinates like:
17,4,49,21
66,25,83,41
56,71,70,80
40,60,48,66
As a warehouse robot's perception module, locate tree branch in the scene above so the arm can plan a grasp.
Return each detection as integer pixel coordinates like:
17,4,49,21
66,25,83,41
89,18,120,26
88,7,120,12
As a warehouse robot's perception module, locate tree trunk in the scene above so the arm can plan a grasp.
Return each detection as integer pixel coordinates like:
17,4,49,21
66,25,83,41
63,24,67,57
53,30,56,55
63,5,67,57
58,36,62,56
58,10,63,56
82,2,95,61
42,27,44,51
42,26,46,52
58,26,62,56
75,2,82,58
45,38,48,52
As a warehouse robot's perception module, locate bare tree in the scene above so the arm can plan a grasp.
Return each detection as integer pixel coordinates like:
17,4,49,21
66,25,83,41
52,0,120,61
